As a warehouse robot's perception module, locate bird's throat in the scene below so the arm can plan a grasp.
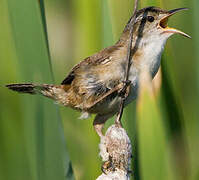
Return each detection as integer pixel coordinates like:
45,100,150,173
132,35,167,77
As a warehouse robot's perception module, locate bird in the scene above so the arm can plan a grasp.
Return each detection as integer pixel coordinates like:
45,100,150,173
6,6,191,137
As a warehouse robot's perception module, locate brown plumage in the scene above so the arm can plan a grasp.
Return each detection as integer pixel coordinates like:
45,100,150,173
6,42,128,137
6,7,190,137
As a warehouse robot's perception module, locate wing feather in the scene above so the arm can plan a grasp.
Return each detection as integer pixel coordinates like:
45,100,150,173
61,44,124,110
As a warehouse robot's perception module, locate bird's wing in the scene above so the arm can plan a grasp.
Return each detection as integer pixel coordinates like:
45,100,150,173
61,44,122,85
61,45,125,110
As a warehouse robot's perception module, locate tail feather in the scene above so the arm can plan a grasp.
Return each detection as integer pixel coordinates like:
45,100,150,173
6,83,38,94
6,83,54,95
6,83,69,105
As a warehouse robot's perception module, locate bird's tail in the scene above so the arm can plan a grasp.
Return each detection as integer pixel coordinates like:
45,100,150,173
6,83,67,101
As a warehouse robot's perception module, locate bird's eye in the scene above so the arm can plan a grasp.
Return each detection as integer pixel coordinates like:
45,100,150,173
147,16,154,22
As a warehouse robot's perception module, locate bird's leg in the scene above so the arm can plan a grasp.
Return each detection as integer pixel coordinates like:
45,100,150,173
93,113,114,137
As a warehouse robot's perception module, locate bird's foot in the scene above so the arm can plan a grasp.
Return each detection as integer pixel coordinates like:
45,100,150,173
118,80,131,99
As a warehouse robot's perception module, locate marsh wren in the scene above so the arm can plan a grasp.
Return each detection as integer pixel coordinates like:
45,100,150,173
7,7,190,137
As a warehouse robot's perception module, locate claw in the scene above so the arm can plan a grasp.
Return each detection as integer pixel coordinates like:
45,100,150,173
118,80,131,98
122,80,131,86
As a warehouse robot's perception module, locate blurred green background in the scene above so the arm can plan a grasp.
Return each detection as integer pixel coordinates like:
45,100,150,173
0,0,198,180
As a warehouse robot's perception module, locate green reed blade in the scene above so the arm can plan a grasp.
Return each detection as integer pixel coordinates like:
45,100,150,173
0,0,74,179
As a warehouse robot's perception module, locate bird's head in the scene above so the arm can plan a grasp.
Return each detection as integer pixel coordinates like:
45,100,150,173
120,6,191,45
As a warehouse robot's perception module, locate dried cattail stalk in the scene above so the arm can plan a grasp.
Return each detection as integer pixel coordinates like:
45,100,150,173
97,125,132,180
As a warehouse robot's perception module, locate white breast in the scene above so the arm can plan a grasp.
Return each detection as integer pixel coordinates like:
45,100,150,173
125,35,167,105
140,35,167,76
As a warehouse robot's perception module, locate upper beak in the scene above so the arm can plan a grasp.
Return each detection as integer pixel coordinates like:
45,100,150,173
159,8,191,38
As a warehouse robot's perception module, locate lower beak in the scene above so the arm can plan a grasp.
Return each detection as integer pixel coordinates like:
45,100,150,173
159,8,191,38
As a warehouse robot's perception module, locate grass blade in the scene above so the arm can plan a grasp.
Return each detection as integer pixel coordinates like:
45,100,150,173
0,0,74,179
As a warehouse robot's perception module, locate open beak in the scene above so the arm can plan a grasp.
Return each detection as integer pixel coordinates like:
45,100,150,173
159,8,191,38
